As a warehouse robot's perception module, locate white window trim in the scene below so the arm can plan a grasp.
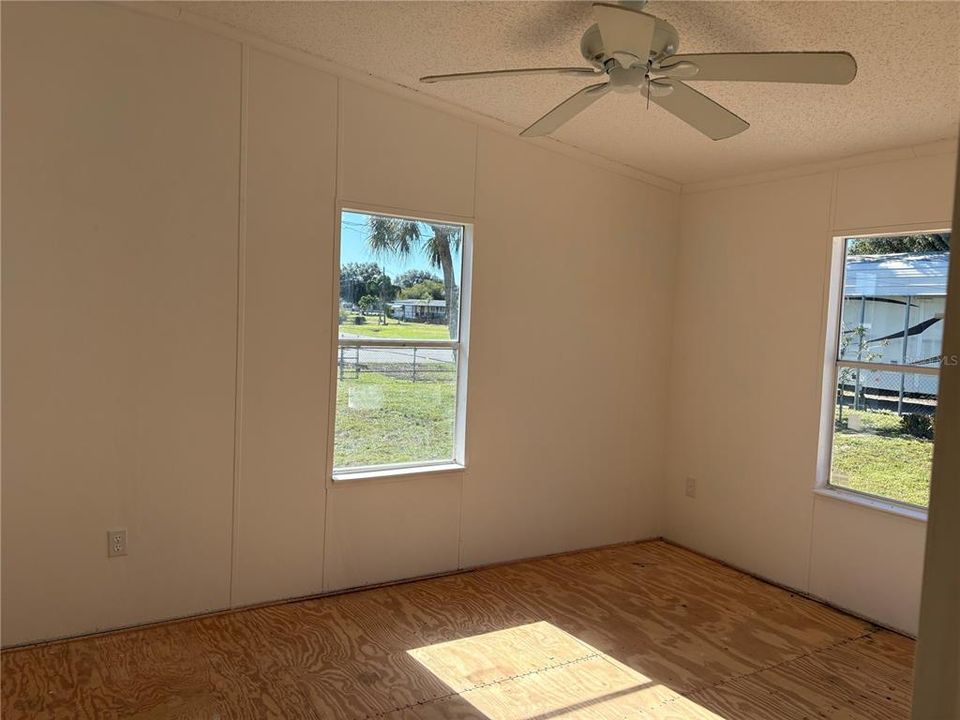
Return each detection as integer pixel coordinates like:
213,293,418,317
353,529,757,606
816,225,951,518
327,203,473,483
332,461,465,484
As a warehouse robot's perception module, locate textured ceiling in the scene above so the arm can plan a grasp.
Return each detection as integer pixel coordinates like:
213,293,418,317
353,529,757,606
183,1,960,184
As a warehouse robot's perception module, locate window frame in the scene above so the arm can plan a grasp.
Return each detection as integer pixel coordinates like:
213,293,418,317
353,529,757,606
817,225,951,516
327,203,473,482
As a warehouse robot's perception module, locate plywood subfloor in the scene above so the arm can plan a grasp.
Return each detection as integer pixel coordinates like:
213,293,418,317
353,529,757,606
1,540,915,719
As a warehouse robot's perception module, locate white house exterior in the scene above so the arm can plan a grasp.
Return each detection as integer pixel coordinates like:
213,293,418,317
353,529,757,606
389,299,447,322
841,252,948,407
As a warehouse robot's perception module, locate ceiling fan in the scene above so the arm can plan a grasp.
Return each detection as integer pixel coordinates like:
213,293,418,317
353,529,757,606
420,1,857,140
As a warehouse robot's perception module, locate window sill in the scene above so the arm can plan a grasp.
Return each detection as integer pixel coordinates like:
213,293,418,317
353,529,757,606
814,486,928,522
333,462,465,483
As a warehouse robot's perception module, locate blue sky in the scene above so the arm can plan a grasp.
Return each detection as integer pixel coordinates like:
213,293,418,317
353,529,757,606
341,211,462,284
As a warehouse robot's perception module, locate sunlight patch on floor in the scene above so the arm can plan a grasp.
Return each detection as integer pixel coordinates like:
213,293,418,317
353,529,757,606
408,621,726,719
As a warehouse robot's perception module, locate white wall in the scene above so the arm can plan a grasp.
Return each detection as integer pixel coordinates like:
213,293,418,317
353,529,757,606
666,149,957,635
233,48,337,607
2,1,242,646
462,130,677,567
0,2,679,646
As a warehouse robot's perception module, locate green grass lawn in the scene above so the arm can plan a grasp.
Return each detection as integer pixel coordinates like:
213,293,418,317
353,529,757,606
831,408,932,507
339,312,452,341
333,373,934,505
334,370,456,469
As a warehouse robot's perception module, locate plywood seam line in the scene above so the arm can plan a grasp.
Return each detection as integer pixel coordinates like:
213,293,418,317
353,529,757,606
684,628,880,697
358,653,605,719
229,42,251,608
359,631,883,720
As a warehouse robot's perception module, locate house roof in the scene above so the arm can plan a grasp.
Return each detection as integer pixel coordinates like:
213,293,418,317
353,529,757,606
844,253,950,298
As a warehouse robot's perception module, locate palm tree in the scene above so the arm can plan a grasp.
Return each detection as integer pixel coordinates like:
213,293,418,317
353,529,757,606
366,216,462,338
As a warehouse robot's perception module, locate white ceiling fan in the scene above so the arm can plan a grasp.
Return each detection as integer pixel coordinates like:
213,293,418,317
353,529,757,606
420,1,857,140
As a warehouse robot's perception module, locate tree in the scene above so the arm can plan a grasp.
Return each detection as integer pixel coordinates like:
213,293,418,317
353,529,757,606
849,233,950,255
357,295,376,316
396,269,442,289
367,273,394,325
398,279,444,301
340,262,384,303
366,217,462,338
340,262,397,320
837,322,888,425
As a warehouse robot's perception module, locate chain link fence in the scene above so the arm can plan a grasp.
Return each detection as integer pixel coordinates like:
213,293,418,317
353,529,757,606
337,345,457,383
839,365,939,416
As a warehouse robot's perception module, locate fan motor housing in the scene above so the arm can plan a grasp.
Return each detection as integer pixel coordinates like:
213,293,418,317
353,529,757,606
580,16,680,68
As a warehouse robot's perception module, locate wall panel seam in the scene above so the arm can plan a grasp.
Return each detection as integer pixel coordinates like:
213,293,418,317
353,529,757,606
229,43,250,607
456,125,481,570
319,76,346,592
805,169,840,593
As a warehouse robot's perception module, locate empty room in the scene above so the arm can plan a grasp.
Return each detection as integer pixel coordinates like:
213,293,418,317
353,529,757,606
2,1,959,718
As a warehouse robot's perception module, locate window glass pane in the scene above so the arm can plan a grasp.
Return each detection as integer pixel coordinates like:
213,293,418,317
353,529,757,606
334,346,458,470
839,234,950,367
339,211,463,342
831,367,937,507
905,296,947,366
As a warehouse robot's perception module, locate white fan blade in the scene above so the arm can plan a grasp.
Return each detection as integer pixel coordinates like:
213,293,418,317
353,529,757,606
592,3,657,67
520,83,610,137
421,67,601,83
658,52,857,84
643,80,749,140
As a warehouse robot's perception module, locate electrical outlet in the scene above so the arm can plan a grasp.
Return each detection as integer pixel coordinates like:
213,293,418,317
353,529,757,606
107,529,127,558
685,477,697,498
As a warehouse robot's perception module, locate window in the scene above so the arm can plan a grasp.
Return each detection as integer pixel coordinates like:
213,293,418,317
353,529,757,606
825,230,951,508
333,210,470,476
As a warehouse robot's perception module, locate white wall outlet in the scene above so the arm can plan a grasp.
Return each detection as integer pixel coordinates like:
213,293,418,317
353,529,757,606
685,477,697,498
107,529,127,558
